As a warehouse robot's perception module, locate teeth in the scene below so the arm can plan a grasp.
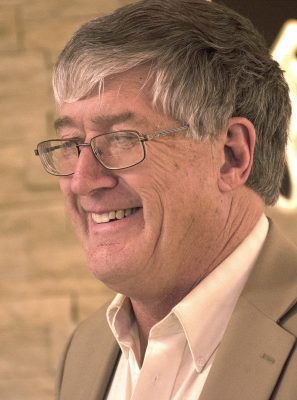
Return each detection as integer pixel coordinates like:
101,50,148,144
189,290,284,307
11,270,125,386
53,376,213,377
92,213,109,224
91,208,137,224
124,208,132,217
115,210,125,220
109,211,116,220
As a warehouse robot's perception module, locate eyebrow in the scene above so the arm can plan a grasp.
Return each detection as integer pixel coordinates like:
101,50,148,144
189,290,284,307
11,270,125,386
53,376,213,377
54,116,75,130
53,112,135,131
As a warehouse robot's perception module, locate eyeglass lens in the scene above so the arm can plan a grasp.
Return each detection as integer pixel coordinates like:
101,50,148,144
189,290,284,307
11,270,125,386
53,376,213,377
37,131,145,175
92,131,144,169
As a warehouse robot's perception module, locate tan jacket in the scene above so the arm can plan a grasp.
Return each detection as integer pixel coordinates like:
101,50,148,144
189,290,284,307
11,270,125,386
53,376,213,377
56,222,297,400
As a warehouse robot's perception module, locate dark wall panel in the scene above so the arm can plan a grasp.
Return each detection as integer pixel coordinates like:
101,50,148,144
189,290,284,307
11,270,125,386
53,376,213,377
216,0,297,47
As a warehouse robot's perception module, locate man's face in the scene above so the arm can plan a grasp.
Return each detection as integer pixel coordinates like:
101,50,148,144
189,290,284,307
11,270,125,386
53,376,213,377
58,68,228,301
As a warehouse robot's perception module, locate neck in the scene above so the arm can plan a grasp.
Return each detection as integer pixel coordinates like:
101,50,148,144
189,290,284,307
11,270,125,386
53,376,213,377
131,189,265,361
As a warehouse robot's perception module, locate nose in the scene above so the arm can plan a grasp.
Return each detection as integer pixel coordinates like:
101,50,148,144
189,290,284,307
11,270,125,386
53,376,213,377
70,146,118,195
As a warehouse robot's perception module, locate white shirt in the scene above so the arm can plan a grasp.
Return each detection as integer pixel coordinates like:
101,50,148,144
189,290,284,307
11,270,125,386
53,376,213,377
106,215,269,400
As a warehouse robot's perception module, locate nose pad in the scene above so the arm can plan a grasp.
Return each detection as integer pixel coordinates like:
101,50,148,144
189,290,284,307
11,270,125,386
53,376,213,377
70,146,118,195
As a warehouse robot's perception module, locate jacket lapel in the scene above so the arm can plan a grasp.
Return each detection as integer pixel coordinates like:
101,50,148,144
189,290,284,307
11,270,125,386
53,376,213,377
199,296,296,400
200,222,297,400
87,339,120,400
58,304,120,400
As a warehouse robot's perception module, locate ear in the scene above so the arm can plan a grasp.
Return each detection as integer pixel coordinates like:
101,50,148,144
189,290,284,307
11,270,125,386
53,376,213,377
218,117,256,193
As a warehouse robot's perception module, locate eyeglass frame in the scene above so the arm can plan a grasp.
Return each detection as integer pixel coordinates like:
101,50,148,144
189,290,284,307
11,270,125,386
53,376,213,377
34,125,189,176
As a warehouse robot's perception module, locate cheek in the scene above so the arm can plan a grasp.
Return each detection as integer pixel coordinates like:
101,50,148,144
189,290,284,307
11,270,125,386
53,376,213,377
151,168,220,244
146,142,181,172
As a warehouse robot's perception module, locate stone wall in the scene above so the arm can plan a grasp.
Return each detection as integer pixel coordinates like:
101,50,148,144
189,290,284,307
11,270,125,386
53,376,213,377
0,1,132,399
0,1,296,399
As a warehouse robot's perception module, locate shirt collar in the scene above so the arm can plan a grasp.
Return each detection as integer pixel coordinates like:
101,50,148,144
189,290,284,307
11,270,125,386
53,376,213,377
107,294,140,357
107,214,268,372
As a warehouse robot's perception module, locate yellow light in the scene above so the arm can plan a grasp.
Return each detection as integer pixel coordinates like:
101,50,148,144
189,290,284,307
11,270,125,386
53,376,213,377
271,20,297,209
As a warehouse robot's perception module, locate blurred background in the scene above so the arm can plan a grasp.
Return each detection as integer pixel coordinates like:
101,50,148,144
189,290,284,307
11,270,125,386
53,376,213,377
0,0,296,399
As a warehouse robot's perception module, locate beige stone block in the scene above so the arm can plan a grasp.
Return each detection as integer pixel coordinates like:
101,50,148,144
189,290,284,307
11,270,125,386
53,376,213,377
25,108,65,190
0,143,59,206
0,377,53,400
0,277,112,300
0,296,74,400
0,204,86,281
24,14,94,58
0,144,28,206
0,83,56,192
22,0,127,19
0,297,69,328
0,6,18,51
0,52,50,106
0,0,23,4
78,292,114,322
0,153,60,207
0,327,51,377
119,0,137,5
0,297,74,374
26,209,87,279
0,105,49,145
22,1,138,61
0,235,29,281
26,150,61,191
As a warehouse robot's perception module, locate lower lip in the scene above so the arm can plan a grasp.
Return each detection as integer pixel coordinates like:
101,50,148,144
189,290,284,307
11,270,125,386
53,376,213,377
88,208,144,235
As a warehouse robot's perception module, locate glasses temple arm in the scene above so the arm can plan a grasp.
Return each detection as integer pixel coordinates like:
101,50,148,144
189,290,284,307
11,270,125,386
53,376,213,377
141,125,189,141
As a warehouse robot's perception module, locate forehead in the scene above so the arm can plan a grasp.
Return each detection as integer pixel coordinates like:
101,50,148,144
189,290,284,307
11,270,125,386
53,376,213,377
56,67,166,131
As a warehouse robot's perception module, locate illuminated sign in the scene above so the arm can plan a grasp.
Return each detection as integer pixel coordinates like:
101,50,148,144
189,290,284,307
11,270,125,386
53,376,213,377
271,20,297,209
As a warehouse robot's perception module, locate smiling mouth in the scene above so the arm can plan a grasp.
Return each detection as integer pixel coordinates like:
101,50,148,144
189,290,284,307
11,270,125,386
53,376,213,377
91,207,140,224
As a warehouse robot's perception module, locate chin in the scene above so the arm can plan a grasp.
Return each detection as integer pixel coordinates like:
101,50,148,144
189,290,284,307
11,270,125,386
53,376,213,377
87,252,127,281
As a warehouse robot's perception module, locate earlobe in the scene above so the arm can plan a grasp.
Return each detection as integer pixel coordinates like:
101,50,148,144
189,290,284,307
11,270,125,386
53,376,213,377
218,117,256,193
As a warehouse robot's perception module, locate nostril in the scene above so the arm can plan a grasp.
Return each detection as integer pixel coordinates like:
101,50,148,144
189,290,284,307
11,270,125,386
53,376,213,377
70,151,119,196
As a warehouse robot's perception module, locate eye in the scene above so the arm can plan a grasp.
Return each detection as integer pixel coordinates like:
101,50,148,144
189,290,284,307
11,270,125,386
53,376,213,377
57,125,83,140
108,131,139,149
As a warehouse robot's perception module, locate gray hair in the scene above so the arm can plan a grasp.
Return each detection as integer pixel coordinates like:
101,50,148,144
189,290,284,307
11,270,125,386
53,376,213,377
53,0,291,205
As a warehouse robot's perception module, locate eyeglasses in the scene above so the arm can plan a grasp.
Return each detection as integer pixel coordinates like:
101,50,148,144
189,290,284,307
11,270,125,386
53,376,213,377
34,125,188,176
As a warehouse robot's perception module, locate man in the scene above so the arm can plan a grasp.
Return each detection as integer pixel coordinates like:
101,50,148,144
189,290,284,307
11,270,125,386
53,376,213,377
34,0,297,399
